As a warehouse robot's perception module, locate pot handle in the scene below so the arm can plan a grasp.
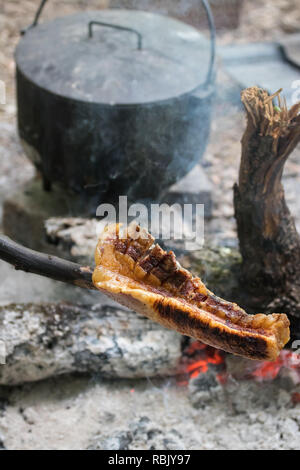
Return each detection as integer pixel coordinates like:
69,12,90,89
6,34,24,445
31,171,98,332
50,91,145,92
88,21,143,50
21,0,48,33
22,0,144,50
22,0,216,83
200,0,216,86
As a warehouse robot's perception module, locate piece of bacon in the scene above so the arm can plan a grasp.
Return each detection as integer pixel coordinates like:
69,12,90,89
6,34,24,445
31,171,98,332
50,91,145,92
93,224,290,361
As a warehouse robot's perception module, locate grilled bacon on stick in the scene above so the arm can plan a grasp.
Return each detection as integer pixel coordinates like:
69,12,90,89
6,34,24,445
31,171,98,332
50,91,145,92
93,224,290,361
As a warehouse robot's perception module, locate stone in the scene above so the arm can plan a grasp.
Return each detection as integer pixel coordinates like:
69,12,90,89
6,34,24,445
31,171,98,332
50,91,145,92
3,179,73,253
219,42,300,106
163,164,213,218
281,34,300,68
0,302,183,385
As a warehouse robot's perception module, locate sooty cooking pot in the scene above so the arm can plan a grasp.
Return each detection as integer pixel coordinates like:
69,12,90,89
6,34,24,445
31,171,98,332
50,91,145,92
16,0,215,208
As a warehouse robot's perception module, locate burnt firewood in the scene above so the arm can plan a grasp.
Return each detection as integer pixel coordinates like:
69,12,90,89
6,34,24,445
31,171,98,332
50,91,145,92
234,87,300,337
0,303,182,385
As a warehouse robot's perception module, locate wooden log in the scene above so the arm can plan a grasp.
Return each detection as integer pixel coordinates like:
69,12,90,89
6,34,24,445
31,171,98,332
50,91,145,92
0,302,182,385
234,87,300,337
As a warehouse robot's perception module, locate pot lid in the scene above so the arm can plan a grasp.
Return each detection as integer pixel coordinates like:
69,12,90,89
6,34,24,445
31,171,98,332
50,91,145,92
16,10,212,105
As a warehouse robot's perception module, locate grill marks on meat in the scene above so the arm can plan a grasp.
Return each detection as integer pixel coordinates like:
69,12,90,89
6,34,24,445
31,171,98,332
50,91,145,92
93,224,290,361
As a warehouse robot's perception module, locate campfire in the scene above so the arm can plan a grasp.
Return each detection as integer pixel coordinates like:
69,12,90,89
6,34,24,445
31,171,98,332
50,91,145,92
1,0,300,452
1,87,300,378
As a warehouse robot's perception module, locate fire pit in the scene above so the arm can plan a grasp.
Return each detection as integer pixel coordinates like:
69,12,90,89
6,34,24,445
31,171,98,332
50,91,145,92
1,0,300,452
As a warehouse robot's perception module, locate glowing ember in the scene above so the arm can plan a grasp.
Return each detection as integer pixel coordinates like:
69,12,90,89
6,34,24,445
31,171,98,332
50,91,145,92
177,341,300,387
250,350,300,382
177,341,226,386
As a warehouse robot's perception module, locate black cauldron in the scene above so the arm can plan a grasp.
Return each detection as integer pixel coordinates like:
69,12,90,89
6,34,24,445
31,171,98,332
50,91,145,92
16,0,216,211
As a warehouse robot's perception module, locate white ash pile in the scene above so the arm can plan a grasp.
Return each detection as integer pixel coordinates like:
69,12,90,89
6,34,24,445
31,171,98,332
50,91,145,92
88,416,186,451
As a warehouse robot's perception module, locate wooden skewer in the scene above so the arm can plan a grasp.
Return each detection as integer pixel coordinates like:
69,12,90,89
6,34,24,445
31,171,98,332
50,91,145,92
0,235,95,290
